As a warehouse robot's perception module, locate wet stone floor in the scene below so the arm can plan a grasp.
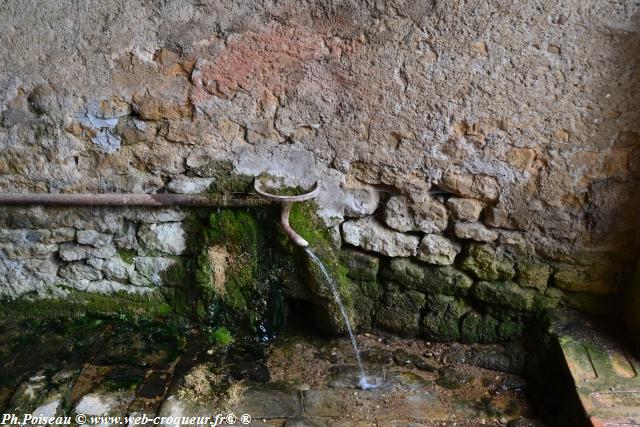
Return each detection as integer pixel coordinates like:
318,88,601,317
0,318,546,426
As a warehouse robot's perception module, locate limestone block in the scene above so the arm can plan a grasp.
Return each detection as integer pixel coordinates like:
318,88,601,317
343,184,380,217
454,222,498,242
446,197,484,222
417,234,460,265
138,223,186,255
341,217,419,257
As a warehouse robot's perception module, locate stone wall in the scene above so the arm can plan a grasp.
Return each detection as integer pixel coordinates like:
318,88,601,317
1,1,639,328
0,206,194,312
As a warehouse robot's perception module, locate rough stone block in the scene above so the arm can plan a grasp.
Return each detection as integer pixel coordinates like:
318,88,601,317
166,177,215,194
134,257,178,286
454,222,498,242
341,217,419,257
344,184,380,217
461,311,500,343
1,243,58,259
376,289,426,335
461,243,515,281
417,234,460,265
446,197,484,222
472,281,538,312
553,265,617,295
421,294,470,341
340,248,379,282
59,243,117,261
59,262,103,281
384,195,447,233
76,230,113,248
384,258,473,296
87,256,134,281
515,262,551,291
439,171,499,202
138,223,186,255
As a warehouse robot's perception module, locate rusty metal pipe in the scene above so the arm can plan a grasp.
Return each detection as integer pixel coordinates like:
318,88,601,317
0,193,272,207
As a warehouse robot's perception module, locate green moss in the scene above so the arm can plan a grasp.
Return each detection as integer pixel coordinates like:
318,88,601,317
287,202,359,333
288,202,332,248
196,209,261,330
190,160,253,194
461,311,500,344
421,294,469,342
376,289,426,336
340,249,379,282
461,244,515,281
0,289,173,323
118,249,136,265
209,326,235,347
383,258,473,296
472,281,538,312
497,319,524,341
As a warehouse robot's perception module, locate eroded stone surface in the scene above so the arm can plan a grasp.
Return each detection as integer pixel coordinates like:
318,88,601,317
138,223,186,255
0,0,637,328
343,184,380,218
446,198,484,222
341,217,419,257
384,196,448,234
454,222,499,243
417,234,460,265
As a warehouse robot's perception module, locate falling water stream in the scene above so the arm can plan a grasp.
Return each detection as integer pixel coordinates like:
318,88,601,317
304,247,377,390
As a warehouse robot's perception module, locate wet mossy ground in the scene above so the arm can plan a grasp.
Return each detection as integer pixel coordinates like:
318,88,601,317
0,315,549,424
0,315,187,409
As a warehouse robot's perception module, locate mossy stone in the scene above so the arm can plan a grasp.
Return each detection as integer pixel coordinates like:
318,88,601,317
117,249,136,265
384,258,473,296
288,202,358,334
340,248,379,282
472,281,538,312
497,319,524,341
0,289,173,322
195,209,267,332
552,265,615,295
190,159,254,193
383,258,425,288
461,244,515,281
461,311,500,343
376,289,426,336
515,261,551,291
421,294,469,342
423,266,474,296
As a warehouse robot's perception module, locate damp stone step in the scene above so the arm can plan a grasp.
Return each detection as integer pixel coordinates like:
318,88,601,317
551,310,640,426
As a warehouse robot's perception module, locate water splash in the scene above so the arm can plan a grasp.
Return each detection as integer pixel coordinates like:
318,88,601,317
304,247,378,390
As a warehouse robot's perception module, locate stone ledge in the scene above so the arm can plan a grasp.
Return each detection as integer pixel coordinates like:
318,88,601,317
550,310,640,426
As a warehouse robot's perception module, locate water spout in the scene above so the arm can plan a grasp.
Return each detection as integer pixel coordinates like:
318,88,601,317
253,179,320,248
280,202,308,247
305,247,378,390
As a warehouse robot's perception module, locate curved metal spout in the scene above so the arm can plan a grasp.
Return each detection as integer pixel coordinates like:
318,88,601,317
253,179,319,247
280,201,308,247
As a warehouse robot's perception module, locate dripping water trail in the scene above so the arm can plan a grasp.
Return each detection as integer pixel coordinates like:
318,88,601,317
304,247,377,389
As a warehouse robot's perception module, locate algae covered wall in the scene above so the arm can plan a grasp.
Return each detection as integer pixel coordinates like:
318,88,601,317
1,1,639,335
